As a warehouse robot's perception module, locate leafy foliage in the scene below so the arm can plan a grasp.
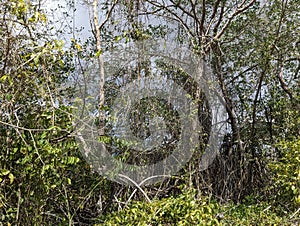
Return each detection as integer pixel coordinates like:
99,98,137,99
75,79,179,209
269,139,300,209
100,189,293,225
0,0,299,225
0,1,106,224
99,190,220,225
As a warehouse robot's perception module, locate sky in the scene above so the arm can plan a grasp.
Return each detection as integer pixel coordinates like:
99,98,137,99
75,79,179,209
43,0,270,42
44,0,92,41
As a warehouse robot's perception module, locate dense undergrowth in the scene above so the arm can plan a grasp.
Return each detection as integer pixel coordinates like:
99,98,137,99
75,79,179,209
99,190,298,225
98,138,300,226
1,1,299,225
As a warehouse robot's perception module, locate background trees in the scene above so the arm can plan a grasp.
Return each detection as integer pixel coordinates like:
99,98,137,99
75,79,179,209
0,0,299,225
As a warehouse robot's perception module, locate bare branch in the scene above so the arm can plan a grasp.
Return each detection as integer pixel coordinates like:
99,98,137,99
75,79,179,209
199,0,206,35
206,0,221,34
189,0,201,42
277,66,295,100
212,0,225,35
0,120,53,132
118,174,152,203
145,0,195,39
99,0,119,31
214,0,257,40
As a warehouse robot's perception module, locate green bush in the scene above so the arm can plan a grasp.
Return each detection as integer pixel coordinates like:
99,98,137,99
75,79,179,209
98,189,291,225
269,139,300,208
221,201,288,225
99,190,220,225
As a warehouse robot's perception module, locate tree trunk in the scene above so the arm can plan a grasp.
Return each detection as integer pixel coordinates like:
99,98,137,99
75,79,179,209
93,0,105,136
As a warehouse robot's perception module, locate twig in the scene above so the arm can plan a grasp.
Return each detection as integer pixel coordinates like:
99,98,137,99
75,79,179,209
125,175,172,205
214,0,256,40
289,207,300,220
118,174,151,203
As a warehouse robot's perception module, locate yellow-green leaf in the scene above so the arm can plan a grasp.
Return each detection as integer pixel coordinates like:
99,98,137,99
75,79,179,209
8,173,14,184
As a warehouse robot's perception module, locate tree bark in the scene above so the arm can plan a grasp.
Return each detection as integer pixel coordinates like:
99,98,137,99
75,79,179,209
93,0,105,136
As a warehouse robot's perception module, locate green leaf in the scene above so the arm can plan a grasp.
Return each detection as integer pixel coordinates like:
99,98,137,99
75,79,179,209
95,50,103,57
8,173,14,184
0,169,10,176
115,36,122,42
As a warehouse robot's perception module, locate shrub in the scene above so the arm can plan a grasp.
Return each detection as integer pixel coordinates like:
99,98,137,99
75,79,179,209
99,190,221,225
269,139,300,209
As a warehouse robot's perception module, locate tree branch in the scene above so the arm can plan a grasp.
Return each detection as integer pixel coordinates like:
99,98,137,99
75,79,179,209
214,0,256,40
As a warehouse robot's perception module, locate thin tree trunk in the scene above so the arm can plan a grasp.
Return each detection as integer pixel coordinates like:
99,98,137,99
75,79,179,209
93,0,105,136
